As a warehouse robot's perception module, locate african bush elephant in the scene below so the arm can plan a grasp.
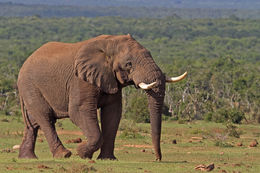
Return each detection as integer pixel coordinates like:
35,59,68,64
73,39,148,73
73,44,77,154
17,34,187,161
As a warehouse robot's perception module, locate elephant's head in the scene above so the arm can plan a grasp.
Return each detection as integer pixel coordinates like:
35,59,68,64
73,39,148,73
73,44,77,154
75,34,187,161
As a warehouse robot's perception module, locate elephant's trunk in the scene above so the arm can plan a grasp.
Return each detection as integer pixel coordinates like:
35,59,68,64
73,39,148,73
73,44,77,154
131,57,166,161
147,95,164,161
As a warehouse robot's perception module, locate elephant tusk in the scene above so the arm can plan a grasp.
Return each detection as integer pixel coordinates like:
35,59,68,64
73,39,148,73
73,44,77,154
138,82,157,90
166,71,187,83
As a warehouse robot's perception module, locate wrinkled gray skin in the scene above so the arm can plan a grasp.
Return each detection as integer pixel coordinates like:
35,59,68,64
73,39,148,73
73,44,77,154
18,34,166,161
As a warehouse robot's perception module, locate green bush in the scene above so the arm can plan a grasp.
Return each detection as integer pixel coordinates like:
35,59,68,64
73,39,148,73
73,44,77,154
119,119,144,139
204,112,213,122
215,141,234,148
119,130,144,139
213,108,229,123
206,108,244,124
125,92,150,123
225,122,243,138
168,116,179,121
162,114,170,121
228,109,245,124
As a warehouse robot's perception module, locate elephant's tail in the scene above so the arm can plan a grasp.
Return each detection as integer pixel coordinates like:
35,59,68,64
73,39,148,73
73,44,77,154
20,96,30,128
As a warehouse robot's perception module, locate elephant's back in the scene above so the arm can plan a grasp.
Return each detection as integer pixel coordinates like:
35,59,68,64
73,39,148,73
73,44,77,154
18,41,84,114
18,41,81,81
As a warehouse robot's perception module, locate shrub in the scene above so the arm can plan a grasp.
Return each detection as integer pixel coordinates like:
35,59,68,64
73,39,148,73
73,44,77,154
119,130,144,139
225,122,243,138
119,119,144,139
206,108,244,124
228,109,245,124
213,108,229,123
215,141,234,148
124,92,150,123
204,112,213,122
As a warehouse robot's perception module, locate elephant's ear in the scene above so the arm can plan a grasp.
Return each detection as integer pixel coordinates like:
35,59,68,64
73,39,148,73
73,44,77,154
74,41,118,94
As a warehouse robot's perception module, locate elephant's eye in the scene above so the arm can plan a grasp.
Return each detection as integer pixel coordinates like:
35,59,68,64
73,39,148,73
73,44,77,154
125,62,132,69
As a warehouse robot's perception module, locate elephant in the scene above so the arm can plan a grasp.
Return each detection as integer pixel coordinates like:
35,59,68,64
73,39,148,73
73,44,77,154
17,34,187,161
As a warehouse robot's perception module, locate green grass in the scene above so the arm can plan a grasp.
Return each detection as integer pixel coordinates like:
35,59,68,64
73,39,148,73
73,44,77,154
0,115,260,172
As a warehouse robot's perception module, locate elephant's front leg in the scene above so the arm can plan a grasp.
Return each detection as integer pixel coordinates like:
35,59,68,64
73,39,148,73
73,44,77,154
69,81,103,159
75,110,103,159
98,91,122,160
70,108,103,159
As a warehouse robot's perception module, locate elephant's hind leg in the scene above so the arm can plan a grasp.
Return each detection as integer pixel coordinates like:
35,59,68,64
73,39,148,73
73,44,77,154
22,91,71,158
19,114,39,159
36,115,72,158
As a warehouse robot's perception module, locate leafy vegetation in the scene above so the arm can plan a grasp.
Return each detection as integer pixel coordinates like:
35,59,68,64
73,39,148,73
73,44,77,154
124,92,150,123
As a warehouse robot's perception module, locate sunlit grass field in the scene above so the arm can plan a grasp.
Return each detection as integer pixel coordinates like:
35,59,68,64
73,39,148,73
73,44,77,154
0,115,260,172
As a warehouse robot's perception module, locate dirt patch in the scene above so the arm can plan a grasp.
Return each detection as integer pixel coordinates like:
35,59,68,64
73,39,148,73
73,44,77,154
66,138,82,144
1,148,16,153
123,144,153,148
37,164,51,169
55,130,83,136
12,130,83,136
88,160,96,164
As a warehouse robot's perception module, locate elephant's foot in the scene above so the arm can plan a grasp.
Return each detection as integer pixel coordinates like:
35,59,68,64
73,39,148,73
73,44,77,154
53,145,72,158
18,148,38,159
97,154,117,160
77,142,94,159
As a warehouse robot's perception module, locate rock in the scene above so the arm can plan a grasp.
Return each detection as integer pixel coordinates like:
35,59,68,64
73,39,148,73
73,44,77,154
236,142,243,147
172,139,177,144
195,163,214,172
189,137,203,143
65,140,72,144
191,137,203,140
12,145,20,150
206,163,215,171
249,139,258,147
88,160,96,164
37,164,50,169
1,119,9,122
71,138,82,143
66,138,82,144
1,148,15,153
6,167,14,170
232,163,241,167
38,139,44,143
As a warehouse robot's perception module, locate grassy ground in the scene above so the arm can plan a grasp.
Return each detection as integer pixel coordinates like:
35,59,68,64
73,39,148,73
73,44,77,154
0,115,260,172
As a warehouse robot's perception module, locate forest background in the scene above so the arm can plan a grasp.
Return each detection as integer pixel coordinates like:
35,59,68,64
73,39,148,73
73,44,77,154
0,1,259,125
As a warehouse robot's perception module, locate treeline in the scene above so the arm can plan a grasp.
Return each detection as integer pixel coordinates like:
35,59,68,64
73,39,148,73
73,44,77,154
1,3,260,19
0,16,259,123
1,0,260,9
